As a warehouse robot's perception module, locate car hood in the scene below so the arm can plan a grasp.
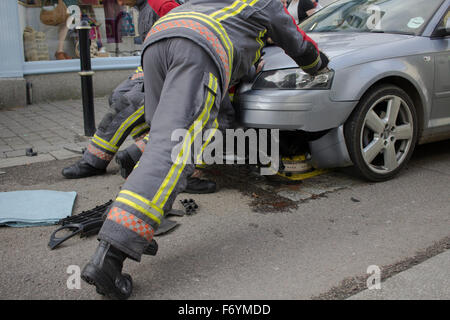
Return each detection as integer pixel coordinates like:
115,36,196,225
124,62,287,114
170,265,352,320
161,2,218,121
261,32,415,71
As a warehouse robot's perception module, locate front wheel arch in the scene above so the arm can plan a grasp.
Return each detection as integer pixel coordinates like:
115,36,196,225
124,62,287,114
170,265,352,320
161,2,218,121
348,76,426,140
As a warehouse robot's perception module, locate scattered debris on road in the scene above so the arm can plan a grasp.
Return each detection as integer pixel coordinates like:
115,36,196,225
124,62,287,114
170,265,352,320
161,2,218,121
180,199,199,215
48,200,113,250
25,148,38,157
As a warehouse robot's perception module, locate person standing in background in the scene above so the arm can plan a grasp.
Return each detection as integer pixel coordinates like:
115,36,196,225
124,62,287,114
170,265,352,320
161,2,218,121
102,0,123,45
287,0,316,25
314,0,324,10
54,0,78,59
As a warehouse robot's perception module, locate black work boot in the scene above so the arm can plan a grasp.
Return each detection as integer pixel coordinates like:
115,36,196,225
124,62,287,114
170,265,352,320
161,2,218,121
143,239,158,256
115,150,135,179
62,159,106,179
81,240,133,300
184,177,217,194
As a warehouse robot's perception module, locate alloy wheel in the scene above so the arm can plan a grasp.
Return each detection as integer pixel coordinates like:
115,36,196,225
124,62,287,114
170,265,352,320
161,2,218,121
360,95,414,175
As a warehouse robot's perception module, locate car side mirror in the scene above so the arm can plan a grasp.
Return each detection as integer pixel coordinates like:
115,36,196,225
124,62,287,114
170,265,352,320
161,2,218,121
432,17,450,37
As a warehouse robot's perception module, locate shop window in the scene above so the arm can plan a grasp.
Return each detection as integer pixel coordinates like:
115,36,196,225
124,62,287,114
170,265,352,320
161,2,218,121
19,0,143,62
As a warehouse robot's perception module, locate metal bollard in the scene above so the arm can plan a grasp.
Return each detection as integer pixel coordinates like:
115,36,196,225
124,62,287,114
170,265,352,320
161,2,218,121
77,20,96,137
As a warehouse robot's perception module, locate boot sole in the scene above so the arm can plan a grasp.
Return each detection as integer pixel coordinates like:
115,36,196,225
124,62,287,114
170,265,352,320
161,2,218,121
62,173,105,179
81,263,132,300
61,169,106,179
183,187,217,194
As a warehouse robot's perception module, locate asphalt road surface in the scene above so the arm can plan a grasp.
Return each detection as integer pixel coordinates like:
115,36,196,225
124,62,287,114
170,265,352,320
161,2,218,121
0,140,449,299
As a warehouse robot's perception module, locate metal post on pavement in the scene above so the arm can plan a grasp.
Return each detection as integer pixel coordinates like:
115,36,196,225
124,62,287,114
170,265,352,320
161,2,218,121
77,19,96,137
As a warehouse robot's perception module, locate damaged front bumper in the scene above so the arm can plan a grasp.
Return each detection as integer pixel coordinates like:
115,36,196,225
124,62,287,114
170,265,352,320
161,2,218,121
236,87,356,169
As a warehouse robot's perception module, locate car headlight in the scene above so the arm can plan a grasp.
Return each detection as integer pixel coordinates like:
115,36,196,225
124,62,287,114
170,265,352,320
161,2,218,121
252,68,334,90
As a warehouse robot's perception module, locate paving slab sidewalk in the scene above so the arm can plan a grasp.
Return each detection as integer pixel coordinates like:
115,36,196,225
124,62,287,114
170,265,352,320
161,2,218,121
0,97,135,168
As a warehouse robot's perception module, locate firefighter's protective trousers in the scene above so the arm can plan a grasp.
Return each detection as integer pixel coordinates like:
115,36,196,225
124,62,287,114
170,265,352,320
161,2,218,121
81,0,158,169
82,68,150,169
99,38,221,260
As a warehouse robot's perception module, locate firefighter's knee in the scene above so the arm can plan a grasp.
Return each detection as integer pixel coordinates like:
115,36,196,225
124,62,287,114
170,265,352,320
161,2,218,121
98,109,118,132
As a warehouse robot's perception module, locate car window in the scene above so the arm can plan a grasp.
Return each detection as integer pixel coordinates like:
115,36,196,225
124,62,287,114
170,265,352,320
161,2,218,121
433,7,450,34
441,8,450,27
300,0,445,35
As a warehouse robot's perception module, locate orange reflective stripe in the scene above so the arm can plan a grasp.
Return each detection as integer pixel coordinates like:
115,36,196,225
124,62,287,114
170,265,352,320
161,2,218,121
146,19,230,89
87,143,114,161
107,207,154,241
135,139,146,153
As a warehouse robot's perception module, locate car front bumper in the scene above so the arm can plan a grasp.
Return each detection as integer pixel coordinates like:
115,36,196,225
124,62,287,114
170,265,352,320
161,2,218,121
237,88,358,132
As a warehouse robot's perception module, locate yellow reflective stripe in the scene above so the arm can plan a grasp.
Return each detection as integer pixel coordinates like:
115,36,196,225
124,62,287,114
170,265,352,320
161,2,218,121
217,2,249,22
160,77,217,207
253,29,267,64
277,169,330,181
301,55,320,70
211,74,219,94
210,0,240,17
131,122,149,137
211,0,261,22
196,118,219,164
210,0,242,18
152,75,215,204
119,190,164,215
217,2,248,22
116,197,161,224
196,163,207,168
92,134,118,153
134,161,140,169
110,105,145,146
153,74,218,207
154,12,233,65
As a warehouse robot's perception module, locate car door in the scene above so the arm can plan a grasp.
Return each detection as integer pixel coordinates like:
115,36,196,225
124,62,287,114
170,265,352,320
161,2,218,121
431,8,450,123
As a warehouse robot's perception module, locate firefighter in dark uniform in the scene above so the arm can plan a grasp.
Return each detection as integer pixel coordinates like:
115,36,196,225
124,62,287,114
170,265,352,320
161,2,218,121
81,0,329,299
62,0,157,179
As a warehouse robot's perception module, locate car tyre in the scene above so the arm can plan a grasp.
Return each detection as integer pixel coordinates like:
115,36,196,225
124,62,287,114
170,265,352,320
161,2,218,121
344,84,418,182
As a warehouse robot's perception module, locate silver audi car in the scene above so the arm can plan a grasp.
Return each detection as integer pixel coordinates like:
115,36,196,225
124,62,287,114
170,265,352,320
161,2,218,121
237,0,450,181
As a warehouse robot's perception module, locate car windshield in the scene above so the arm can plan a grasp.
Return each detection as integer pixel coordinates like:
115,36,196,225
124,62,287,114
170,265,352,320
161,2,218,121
300,0,444,35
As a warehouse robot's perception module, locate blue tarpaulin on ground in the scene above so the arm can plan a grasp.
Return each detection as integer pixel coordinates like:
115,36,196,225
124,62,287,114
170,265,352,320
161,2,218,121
0,190,77,227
